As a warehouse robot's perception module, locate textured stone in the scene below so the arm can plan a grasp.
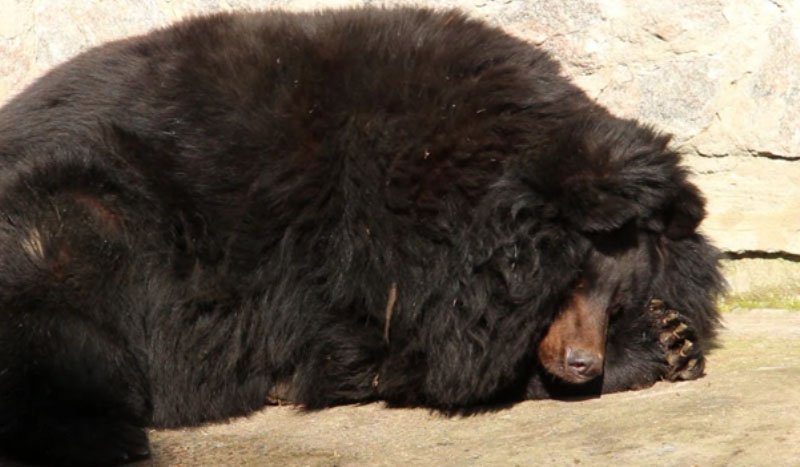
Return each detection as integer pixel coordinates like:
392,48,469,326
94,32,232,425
721,258,800,307
689,154,800,254
1,0,798,257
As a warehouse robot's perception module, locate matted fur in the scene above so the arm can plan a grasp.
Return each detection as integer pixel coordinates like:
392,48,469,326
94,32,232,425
0,7,723,465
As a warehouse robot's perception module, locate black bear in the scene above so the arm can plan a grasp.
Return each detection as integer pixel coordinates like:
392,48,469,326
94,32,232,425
0,7,724,466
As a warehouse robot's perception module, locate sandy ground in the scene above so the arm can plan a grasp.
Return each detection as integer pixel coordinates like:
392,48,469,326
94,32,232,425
130,309,800,466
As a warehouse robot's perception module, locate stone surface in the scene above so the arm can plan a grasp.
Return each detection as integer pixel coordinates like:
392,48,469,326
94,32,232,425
690,154,800,254
1,0,799,258
721,258,800,307
123,309,797,466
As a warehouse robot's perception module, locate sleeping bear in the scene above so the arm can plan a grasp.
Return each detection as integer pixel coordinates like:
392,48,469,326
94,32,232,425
0,7,724,466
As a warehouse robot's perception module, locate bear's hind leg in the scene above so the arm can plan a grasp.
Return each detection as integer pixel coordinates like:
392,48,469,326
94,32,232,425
0,315,152,466
0,188,153,465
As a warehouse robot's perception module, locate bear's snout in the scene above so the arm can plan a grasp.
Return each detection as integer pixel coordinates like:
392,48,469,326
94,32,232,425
565,347,604,381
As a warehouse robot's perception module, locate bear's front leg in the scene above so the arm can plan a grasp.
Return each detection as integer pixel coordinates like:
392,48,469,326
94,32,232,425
599,298,708,395
648,299,706,381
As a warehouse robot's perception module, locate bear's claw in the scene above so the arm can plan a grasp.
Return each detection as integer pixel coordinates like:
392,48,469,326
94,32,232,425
648,299,706,381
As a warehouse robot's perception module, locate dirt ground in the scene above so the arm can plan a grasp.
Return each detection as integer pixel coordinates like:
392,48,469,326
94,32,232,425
132,308,799,466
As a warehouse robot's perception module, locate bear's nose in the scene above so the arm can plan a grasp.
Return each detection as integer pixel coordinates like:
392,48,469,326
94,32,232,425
565,348,603,380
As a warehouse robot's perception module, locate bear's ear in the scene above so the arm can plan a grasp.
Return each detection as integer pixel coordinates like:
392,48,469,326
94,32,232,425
530,116,678,233
553,180,643,232
662,180,706,239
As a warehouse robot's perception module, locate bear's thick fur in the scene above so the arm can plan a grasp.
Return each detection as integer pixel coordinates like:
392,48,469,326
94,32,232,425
0,7,723,465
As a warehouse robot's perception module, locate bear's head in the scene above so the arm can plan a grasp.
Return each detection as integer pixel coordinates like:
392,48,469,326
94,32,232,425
525,114,715,384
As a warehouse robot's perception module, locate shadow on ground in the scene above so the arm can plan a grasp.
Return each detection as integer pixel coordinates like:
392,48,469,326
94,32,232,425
136,309,800,465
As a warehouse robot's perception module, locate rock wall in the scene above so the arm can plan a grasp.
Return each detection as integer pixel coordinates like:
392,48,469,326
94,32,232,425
1,0,798,296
